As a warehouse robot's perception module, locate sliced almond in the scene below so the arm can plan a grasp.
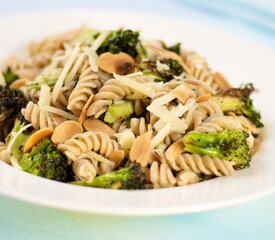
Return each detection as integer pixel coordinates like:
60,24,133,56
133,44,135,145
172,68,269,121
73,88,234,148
109,150,125,168
165,141,185,161
130,131,152,167
51,113,66,126
196,93,212,103
9,78,28,89
23,127,54,153
83,118,115,137
51,120,83,144
79,94,94,124
214,72,231,91
98,52,135,75
173,88,189,104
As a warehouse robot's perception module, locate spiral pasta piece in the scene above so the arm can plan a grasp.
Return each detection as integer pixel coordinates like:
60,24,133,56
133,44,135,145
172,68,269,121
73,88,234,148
182,52,219,93
185,101,223,129
72,152,115,181
86,78,133,118
0,142,10,164
72,159,97,182
21,101,56,129
67,61,103,115
113,117,153,136
149,161,176,188
167,153,235,177
57,131,119,161
176,170,200,186
194,116,243,133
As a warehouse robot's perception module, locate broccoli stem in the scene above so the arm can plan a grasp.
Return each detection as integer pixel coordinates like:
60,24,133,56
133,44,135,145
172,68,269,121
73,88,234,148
104,101,134,123
184,144,223,159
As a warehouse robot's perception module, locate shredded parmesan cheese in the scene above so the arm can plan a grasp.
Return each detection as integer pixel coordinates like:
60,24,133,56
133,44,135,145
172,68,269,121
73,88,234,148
151,123,171,148
147,104,187,132
114,73,156,98
40,105,78,121
153,101,194,132
64,53,86,85
156,60,169,72
83,47,99,72
52,43,80,101
38,84,51,108
90,31,110,51
152,91,175,106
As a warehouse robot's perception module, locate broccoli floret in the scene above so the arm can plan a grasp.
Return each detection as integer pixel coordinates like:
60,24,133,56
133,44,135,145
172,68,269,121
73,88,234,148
183,129,251,169
2,67,19,86
0,86,27,140
138,59,183,82
72,162,146,189
19,138,73,182
97,29,144,58
166,42,181,55
211,84,263,128
104,100,134,123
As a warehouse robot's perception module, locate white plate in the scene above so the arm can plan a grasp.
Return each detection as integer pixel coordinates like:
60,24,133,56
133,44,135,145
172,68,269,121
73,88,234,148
0,9,274,216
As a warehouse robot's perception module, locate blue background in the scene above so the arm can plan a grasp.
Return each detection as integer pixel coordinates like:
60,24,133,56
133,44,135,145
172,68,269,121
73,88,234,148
0,1,275,239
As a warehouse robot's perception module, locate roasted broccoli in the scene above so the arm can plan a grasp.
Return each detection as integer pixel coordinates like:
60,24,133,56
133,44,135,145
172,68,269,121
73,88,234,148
138,58,183,82
0,86,27,140
72,162,146,189
19,138,74,182
166,42,181,55
211,84,263,128
104,100,134,123
183,129,251,169
2,67,19,86
97,29,145,58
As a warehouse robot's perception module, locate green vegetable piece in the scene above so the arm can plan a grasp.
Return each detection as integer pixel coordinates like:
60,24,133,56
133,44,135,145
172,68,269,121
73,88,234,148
71,162,146,189
2,67,19,86
104,101,134,123
211,84,263,128
137,59,183,82
19,138,74,182
183,129,251,169
97,29,142,58
167,42,181,55
10,118,32,160
0,86,27,141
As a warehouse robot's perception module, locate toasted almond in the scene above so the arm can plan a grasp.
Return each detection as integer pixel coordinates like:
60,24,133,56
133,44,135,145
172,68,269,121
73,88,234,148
83,118,115,137
173,88,189,104
130,131,152,167
79,94,94,124
98,52,135,75
214,72,231,91
109,150,125,168
9,78,28,89
51,120,83,144
51,113,66,126
23,127,54,153
165,141,185,161
196,93,212,103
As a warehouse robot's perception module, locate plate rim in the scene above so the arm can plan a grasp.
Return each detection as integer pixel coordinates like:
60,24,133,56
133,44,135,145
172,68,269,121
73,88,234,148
0,8,274,216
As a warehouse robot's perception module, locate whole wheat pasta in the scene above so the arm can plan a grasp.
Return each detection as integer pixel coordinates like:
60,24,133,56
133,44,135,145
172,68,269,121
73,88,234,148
0,25,263,189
